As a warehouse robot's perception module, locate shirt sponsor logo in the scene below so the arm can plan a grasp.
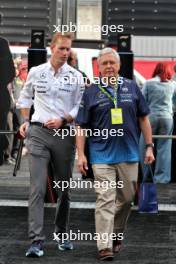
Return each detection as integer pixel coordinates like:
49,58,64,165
98,102,110,107
120,93,133,102
63,76,70,84
97,91,105,99
122,87,128,93
40,72,47,79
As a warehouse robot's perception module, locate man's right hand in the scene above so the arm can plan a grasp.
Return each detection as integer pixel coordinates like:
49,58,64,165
19,122,29,138
77,154,88,176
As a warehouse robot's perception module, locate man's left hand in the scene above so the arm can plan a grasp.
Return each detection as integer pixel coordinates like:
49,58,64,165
144,148,155,164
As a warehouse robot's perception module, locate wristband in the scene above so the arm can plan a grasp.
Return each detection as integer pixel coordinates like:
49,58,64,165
61,117,67,126
145,143,154,149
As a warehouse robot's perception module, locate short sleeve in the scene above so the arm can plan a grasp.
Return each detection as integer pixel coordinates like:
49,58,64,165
135,82,150,117
17,67,36,109
142,81,148,101
68,72,85,119
75,90,90,128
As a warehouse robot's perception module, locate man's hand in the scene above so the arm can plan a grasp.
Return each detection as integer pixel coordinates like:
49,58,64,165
44,118,63,129
144,147,155,164
19,122,29,138
77,154,88,176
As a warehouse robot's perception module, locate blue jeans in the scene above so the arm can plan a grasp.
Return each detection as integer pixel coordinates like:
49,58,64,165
140,116,173,183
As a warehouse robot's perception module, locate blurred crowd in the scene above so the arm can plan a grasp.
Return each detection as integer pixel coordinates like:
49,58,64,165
0,38,28,165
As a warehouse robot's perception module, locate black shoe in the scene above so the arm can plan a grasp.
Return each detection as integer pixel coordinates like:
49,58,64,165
98,248,114,261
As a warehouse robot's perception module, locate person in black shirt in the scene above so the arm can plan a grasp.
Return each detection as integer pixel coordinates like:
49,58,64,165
0,37,15,165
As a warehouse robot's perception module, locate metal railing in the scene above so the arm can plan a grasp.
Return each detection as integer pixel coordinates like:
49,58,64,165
152,135,176,139
1,131,176,139
0,131,17,134
1,130,176,176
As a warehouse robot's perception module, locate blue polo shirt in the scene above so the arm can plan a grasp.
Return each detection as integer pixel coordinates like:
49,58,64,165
75,77,149,164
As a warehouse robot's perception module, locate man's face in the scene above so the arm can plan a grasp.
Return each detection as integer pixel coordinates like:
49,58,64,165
51,38,72,65
98,53,120,79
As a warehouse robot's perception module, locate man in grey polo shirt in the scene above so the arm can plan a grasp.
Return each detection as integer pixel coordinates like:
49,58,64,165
18,32,84,257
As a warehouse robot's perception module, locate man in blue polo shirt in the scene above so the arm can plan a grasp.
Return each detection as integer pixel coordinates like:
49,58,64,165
76,48,155,261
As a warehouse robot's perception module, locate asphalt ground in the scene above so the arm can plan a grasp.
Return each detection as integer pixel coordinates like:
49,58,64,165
0,207,176,264
0,157,176,263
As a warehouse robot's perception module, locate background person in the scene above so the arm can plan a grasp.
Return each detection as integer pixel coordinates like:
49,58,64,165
140,62,176,183
75,48,154,261
3,82,16,165
68,49,91,87
0,37,15,165
173,64,176,81
12,59,28,158
67,49,78,68
18,32,84,257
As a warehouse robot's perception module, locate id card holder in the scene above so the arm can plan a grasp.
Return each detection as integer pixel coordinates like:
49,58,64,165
111,108,123,124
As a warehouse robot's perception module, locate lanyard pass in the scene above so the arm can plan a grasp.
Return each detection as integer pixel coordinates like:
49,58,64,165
111,108,123,124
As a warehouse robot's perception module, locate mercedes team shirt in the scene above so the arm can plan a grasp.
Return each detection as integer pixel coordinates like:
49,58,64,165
17,61,84,123
75,78,150,164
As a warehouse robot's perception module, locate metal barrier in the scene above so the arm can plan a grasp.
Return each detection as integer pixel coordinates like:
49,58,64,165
152,135,176,139
0,130,176,177
0,131,17,134
1,131,176,137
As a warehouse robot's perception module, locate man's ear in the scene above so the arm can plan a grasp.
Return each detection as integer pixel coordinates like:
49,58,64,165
50,44,55,53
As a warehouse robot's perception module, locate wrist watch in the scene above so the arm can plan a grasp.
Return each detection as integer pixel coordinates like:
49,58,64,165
145,143,154,149
61,117,67,126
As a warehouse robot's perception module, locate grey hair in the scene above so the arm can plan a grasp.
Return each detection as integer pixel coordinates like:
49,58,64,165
97,48,120,64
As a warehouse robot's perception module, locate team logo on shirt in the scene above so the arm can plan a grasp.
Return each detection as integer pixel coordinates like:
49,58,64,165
63,76,70,84
97,91,105,99
40,72,47,79
122,87,128,93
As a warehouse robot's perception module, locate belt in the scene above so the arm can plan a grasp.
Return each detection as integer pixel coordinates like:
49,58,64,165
30,122,70,129
30,122,45,128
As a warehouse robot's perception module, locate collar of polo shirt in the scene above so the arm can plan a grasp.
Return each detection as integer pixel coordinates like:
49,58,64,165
48,61,69,75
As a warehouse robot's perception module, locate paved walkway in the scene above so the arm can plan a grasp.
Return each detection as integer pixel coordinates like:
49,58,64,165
0,207,176,264
0,157,176,263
